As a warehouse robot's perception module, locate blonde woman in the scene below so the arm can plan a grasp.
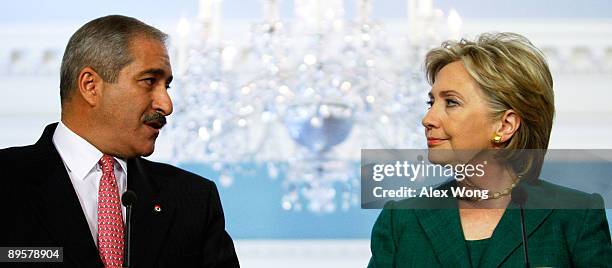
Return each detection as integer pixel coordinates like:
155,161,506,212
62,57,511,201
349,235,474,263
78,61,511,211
368,33,611,267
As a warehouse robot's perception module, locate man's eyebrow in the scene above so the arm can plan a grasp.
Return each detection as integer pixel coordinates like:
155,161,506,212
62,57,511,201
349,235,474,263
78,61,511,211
137,68,170,78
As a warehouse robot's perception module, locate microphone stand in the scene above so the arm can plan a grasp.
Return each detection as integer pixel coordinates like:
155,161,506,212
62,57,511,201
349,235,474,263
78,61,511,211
124,204,133,268
122,191,137,268
512,185,530,268
518,202,530,268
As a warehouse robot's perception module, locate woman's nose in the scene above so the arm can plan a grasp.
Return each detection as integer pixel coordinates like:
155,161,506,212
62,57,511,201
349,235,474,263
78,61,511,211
421,108,440,129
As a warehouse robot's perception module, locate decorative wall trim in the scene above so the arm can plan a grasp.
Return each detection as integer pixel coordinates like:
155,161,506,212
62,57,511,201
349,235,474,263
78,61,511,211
1,19,612,76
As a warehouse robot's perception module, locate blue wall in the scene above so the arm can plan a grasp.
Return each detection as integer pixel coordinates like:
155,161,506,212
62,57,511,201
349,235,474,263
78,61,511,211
181,163,380,239
180,161,612,239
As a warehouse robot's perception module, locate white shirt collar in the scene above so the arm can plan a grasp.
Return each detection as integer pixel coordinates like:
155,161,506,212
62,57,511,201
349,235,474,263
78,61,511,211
52,121,127,180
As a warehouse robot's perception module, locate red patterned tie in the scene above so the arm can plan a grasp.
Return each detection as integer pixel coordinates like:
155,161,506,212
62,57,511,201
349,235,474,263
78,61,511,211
97,155,125,268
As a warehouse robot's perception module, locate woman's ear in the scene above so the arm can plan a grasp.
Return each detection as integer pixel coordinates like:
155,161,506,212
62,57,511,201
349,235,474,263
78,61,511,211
496,109,521,143
77,67,104,106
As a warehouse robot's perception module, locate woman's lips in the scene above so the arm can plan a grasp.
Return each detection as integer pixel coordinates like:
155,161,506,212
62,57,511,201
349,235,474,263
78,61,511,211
427,138,446,146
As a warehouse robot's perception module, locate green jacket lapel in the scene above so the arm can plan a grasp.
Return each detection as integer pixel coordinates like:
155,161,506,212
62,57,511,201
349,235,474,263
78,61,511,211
479,183,553,267
415,208,472,267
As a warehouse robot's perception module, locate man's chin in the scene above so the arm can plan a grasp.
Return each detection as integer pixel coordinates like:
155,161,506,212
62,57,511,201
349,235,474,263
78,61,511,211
141,146,155,157
133,143,156,158
140,150,154,157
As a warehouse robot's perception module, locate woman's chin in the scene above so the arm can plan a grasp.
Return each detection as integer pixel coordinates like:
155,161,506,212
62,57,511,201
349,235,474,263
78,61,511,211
427,150,454,165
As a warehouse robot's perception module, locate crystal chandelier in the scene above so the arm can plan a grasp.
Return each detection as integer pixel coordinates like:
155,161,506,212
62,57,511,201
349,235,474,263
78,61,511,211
167,0,462,213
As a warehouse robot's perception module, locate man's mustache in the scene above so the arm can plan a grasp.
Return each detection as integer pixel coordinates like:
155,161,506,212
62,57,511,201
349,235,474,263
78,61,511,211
143,112,167,129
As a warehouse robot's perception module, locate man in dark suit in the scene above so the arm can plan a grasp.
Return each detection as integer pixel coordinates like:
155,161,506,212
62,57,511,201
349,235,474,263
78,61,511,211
0,15,239,267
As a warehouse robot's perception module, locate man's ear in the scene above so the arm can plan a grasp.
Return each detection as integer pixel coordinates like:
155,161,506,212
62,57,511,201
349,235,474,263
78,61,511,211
77,67,104,106
496,109,521,143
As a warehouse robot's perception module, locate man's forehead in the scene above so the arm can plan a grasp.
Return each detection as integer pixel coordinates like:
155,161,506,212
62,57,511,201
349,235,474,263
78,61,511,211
127,37,172,74
129,36,169,58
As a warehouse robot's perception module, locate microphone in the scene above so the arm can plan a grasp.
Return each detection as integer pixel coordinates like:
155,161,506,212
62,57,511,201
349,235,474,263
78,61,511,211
511,185,529,268
121,190,137,268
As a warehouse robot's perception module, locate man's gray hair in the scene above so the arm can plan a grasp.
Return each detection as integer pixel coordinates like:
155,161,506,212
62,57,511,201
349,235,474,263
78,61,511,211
59,15,168,105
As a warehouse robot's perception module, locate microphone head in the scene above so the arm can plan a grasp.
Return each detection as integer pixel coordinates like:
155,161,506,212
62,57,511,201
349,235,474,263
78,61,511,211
122,190,138,207
511,185,528,206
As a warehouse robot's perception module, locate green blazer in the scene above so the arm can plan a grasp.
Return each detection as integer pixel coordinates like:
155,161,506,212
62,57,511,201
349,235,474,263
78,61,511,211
368,180,612,267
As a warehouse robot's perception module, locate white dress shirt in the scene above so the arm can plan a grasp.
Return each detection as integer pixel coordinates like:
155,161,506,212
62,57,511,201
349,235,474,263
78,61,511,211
52,121,127,246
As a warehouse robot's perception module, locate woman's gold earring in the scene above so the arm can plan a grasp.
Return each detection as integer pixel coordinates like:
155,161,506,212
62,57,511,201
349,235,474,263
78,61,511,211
492,135,502,144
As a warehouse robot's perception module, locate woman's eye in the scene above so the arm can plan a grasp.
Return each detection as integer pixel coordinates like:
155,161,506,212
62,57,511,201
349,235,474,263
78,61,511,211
446,99,459,107
426,100,434,108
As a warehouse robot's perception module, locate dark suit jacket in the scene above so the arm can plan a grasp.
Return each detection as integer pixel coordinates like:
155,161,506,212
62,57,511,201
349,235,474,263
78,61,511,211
369,180,612,267
0,123,239,267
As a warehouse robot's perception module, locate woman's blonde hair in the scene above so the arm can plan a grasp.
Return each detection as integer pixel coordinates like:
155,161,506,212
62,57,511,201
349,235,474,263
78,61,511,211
425,32,555,182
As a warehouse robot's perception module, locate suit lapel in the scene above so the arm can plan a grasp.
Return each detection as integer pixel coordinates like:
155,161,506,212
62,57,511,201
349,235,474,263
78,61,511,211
415,208,471,267
413,180,553,268
29,123,102,267
128,157,175,267
479,183,553,267
414,182,471,267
